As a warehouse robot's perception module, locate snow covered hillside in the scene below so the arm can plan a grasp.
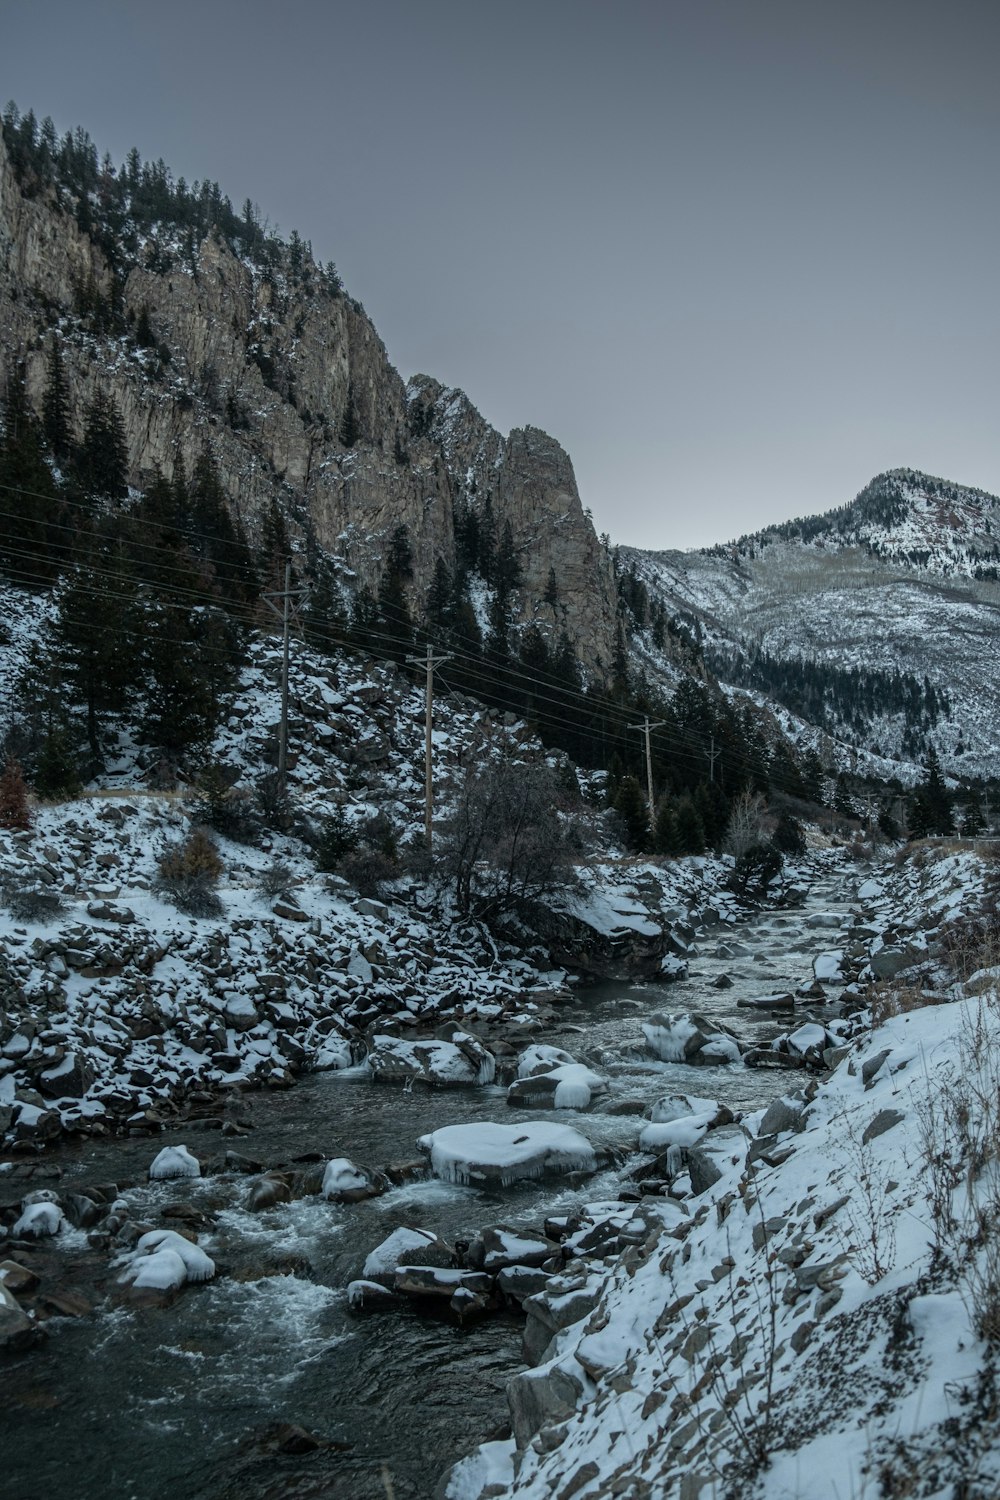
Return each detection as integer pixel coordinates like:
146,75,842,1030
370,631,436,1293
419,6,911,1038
446,844,1000,1500
625,470,1000,779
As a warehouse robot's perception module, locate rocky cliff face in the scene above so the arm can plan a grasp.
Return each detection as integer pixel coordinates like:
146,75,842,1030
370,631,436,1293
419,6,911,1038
0,130,618,673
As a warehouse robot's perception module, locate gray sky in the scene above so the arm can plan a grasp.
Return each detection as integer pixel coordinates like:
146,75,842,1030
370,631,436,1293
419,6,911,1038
4,0,999,548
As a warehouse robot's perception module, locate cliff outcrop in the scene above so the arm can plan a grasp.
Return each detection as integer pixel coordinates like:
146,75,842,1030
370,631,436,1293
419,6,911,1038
0,128,618,673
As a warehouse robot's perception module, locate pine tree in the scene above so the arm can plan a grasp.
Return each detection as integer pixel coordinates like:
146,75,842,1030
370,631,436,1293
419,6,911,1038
188,449,258,610
425,557,452,630
922,745,954,836
0,757,31,830
47,538,140,765
75,389,129,500
339,381,359,447
674,795,706,855
0,367,63,585
544,567,559,609
42,338,72,461
613,774,649,852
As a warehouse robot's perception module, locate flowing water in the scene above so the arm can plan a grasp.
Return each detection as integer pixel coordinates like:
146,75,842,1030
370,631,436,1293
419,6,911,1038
0,864,859,1499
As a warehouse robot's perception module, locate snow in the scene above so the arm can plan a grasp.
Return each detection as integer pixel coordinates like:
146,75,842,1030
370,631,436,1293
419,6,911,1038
362,1226,440,1280
118,1229,215,1289
638,1113,713,1151
12,1201,64,1237
516,1045,578,1079
321,1157,369,1199
813,949,845,981
148,1144,201,1181
418,1121,598,1187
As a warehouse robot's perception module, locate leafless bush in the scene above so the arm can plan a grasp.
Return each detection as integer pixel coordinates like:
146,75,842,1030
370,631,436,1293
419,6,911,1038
918,993,1000,1341
0,880,65,922
338,847,399,898
723,790,771,860
840,1120,898,1285
435,756,582,918
156,874,224,918
256,860,293,898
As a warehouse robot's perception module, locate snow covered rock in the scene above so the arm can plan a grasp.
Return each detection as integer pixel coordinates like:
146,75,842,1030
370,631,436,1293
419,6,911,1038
12,1200,64,1238
506,1062,608,1111
362,1226,454,1286
814,950,846,982
642,1012,742,1065
516,1044,579,1079
0,1281,35,1353
417,1121,598,1187
321,1157,381,1203
367,1032,496,1087
148,1144,201,1180
119,1228,215,1291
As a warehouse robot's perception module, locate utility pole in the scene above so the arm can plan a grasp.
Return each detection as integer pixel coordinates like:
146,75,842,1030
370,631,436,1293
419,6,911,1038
406,642,453,848
629,717,665,831
708,734,721,783
262,561,307,791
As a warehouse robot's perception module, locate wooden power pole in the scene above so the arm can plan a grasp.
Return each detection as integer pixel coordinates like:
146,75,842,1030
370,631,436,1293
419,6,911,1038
406,642,453,848
262,561,307,791
629,716,665,830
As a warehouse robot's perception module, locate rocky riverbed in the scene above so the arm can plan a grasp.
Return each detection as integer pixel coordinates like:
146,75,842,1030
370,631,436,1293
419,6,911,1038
1,847,911,1499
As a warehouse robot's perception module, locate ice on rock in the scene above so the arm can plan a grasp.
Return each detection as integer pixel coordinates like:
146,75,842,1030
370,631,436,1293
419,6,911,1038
12,1201,64,1238
507,1062,608,1111
516,1044,579,1079
124,1247,189,1291
362,1226,444,1281
650,1093,719,1124
135,1229,215,1281
418,1120,598,1186
149,1144,202,1180
321,1157,371,1200
639,1114,713,1151
118,1229,215,1291
368,1033,495,1087
642,1013,741,1066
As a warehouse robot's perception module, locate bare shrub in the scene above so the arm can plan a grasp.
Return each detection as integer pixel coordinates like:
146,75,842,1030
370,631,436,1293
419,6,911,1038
156,875,224,918
338,847,398,898
0,880,65,922
723,790,771,860
435,756,582,918
256,860,294,898
918,993,1000,1341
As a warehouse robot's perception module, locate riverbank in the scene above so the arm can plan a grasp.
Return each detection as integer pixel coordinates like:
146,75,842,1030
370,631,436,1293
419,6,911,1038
444,842,1000,1500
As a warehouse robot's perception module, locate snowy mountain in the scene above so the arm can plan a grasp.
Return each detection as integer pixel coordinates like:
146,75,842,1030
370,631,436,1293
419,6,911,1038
624,470,1000,780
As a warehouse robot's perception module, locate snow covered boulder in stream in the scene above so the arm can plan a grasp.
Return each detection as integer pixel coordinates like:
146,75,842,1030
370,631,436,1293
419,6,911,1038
367,1031,495,1087
321,1157,383,1203
12,1199,64,1238
418,1121,598,1187
118,1229,215,1292
506,1062,608,1111
361,1226,454,1287
642,1012,742,1066
148,1144,201,1181
516,1044,579,1079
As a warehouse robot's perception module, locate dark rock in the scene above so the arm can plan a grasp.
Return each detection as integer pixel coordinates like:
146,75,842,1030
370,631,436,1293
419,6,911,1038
862,1108,905,1143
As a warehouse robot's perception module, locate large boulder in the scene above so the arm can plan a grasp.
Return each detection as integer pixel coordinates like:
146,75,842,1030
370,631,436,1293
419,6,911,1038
367,1032,495,1087
418,1120,598,1187
642,1013,742,1066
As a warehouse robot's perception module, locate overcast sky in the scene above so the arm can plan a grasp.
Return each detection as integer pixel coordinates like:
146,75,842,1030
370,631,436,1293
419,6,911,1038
4,0,999,549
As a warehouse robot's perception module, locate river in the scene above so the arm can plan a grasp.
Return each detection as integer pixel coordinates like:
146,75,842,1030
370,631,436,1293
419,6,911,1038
0,861,858,1499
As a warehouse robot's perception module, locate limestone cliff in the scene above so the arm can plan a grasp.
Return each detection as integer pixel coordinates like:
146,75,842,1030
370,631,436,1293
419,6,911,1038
0,128,618,674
